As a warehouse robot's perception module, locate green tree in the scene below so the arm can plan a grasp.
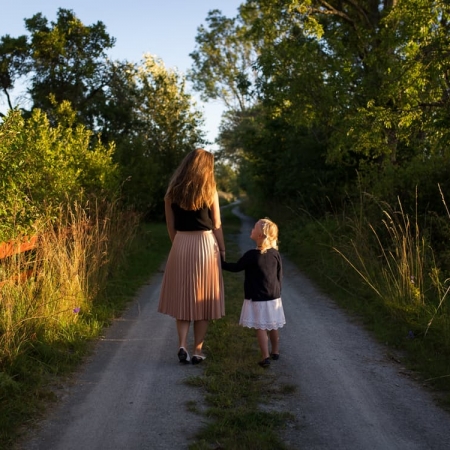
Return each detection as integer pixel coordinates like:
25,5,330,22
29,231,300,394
0,34,29,113
189,7,265,201
189,9,257,112
243,0,450,166
0,10,208,217
114,55,206,216
23,8,115,127
191,0,450,213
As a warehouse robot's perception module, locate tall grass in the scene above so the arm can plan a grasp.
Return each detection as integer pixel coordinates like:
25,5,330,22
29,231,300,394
0,199,174,448
0,199,140,371
331,191,450,337
333,194,426,307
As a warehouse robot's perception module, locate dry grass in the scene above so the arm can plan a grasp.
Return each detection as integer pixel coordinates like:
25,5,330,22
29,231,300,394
333,194,427,307
328,187,450,327
0,199,140,369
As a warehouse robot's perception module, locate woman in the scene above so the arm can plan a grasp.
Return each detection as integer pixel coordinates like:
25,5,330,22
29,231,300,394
158,148,226,364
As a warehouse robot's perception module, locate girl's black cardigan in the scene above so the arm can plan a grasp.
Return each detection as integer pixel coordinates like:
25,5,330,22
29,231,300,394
221,248,282,301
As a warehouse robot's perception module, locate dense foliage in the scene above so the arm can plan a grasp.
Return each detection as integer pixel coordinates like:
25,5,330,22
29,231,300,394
0,8,206,225
190,0,450,216
110,55,205,216
0,103,117,241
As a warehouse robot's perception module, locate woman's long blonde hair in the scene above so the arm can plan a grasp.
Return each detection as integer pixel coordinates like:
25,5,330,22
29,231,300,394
165,148,216,210
259,218,279,254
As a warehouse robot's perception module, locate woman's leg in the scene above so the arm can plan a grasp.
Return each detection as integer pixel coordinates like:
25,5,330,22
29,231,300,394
176,319,190,350
269,329,279,355
256,329,270,359
193,320,209,355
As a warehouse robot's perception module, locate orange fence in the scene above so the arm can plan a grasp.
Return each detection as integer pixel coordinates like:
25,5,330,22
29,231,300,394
0,234,39,287
0,235,38,259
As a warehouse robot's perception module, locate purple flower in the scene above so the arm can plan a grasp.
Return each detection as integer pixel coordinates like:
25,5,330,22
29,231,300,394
73,307,81,314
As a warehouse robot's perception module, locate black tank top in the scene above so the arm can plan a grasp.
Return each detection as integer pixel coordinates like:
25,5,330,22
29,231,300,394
172,203,213,231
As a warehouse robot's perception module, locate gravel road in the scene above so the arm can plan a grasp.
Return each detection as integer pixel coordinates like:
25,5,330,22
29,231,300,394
16,206,450,450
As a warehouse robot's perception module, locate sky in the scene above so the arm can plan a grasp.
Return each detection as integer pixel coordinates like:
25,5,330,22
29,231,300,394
0,1,243,147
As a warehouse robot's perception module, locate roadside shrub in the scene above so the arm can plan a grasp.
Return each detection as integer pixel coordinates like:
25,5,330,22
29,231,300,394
0,105,118,242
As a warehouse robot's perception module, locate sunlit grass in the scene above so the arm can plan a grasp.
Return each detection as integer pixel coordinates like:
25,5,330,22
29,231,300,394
330,193,450,346
333,195,427,306
0,200,139,368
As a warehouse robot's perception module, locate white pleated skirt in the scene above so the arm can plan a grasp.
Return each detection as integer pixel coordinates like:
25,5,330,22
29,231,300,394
239,298,286,330
158,230,225,321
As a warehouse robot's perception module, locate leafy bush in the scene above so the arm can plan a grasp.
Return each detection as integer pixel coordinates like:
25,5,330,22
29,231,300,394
0,105,118,241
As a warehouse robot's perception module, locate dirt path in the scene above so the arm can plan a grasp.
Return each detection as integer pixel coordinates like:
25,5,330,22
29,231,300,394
17,206,450,449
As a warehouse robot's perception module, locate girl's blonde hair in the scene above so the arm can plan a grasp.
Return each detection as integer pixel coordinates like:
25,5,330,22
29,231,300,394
259,218,279,253
165,148,216,210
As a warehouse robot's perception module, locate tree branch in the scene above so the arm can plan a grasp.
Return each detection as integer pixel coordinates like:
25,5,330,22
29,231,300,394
315,0,356,28
2,87,13,110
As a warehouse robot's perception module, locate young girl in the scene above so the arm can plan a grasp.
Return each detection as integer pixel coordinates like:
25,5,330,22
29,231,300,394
222,218,285,367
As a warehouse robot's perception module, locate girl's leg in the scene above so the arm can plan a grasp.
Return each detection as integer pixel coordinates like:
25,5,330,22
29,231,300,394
269,329,279,355
256,329,270,359
193,320,209,356
176,319,190,350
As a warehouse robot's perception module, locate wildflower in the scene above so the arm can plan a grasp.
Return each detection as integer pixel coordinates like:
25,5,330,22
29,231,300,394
73,307,81,314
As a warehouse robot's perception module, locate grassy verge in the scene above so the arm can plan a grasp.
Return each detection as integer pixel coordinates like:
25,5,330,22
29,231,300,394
92,220,171,323
1,218,170,449
188,206,296,450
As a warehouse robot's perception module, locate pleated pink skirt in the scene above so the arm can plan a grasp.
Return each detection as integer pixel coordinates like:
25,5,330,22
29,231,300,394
158,230,225,321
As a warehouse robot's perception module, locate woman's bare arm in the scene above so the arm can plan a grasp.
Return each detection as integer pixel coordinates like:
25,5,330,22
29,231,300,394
210,191,226,258
164,197,176,242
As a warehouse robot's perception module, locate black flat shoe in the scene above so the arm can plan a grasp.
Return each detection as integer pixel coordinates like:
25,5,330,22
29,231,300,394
178,347,190,364
271,353,280,360
191,355,206,365
258,358,271,368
